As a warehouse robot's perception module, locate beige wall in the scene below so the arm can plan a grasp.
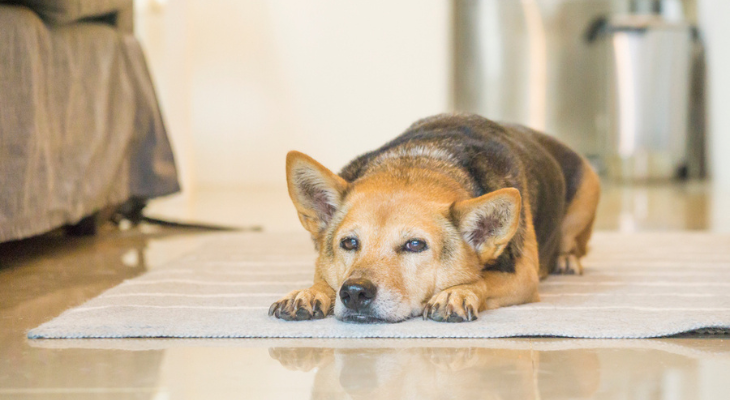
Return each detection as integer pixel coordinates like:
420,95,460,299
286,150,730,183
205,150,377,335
135,0,195,192
136,0,451,192
136,0,730,193
698,0,730,190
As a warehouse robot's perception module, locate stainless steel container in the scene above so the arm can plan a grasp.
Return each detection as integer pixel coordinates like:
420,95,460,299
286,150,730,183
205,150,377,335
453,0,706,180
602,15,694,181
453,0,618,165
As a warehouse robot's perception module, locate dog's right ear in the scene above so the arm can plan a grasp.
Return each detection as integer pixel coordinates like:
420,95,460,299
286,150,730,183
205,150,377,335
451,187,522,264
286,151,348,236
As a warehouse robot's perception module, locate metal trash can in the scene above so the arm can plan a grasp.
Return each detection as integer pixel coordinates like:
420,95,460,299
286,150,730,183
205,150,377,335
601,15,694,181
452,0,615,166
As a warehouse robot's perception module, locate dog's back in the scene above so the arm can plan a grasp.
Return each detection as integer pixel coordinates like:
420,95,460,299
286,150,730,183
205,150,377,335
339,113,585,276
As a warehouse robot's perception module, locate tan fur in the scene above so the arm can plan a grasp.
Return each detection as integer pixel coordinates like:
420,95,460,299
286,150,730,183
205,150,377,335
483,200,541,309
423,188,533,321
286,151,348,236
327,169,480,321
555,159,601,275
271,150,596,323
451,188,522,264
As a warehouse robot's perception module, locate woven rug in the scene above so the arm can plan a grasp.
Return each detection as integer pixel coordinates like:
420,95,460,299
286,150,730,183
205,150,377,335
28,232,730,339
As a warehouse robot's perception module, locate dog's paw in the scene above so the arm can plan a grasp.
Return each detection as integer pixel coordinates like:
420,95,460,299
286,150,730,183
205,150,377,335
269,288,333,321
423,287,480,323
554,253,583,275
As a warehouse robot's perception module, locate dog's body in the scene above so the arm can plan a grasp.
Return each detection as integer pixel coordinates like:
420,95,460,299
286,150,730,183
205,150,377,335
270,113,600,323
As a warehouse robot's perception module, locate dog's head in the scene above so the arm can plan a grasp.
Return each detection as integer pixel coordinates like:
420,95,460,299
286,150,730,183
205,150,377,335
286,151,521,323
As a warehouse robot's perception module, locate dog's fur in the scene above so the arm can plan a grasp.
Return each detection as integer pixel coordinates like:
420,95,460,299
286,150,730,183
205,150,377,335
269,113,600,323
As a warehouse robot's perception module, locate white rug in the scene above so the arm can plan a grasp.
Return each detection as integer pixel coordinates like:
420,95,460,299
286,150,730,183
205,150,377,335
28,232,730,339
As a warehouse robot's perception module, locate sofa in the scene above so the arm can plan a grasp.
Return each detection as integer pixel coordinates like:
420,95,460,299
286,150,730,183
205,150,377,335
0,0,180,242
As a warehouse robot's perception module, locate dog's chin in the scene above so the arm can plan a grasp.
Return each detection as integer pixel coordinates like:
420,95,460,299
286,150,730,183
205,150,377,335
340,314,387,324
338,312,408,324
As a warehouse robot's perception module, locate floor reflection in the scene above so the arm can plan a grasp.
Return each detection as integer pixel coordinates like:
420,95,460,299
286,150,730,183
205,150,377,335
267,340,730,400
595,181,716,231
0,223,220,396
269,346,600,400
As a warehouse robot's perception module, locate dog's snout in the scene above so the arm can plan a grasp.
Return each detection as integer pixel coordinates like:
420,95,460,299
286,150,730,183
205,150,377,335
340,279,377,311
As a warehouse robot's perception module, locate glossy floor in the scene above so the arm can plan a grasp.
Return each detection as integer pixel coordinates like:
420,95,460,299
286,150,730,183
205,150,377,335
1,182,729,399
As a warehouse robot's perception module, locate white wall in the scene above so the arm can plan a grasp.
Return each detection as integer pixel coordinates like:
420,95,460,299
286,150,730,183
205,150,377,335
136,0,451,191
135,0,195,191
698,0,730,189
136,0,730,192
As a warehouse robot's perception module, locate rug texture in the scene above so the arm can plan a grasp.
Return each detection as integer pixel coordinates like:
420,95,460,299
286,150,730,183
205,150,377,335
28,232,730,339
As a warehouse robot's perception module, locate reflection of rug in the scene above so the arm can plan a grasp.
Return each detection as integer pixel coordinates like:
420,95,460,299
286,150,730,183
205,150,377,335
28,232,730,339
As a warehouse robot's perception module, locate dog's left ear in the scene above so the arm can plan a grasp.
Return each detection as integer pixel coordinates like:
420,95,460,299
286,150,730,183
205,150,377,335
286,151,349,236
451,188,522,264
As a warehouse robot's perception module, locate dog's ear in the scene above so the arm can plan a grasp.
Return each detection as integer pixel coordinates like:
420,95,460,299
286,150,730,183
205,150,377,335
451,188,522,264
286,151,348,236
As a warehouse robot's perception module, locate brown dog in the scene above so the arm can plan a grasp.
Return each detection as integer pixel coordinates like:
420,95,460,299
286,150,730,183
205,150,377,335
269,113,600,323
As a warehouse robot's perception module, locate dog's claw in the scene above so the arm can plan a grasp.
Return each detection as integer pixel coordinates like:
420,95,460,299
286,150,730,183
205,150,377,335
312,299,325,319
295,307,311,321
554,253,583,275
429,303,442,321
270,289,333,321
447,313,464,323
445,303,465,322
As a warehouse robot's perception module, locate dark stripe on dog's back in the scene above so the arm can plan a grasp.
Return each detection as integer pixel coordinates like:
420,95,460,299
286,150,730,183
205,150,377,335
522,130,584,205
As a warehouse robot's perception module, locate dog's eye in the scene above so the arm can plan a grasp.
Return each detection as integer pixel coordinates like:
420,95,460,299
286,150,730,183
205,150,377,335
403,239,427,253
340,237,359,251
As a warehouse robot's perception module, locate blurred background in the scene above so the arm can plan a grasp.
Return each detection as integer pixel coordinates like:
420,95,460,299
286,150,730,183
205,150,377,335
132,0,730,232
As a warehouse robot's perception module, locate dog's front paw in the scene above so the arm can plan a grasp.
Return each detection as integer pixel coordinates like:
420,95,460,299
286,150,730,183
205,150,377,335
269,287,333,321
423,287,481,323
554,253,583,275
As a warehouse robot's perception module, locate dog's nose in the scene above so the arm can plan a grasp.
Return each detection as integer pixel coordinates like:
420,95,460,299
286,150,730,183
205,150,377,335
339,279,377,311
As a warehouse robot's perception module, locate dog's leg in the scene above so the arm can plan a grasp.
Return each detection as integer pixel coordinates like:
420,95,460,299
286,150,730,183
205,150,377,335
483,216,541,309
554,161,600,275
424,245,541,321
426,214,542,321
269,272,336,321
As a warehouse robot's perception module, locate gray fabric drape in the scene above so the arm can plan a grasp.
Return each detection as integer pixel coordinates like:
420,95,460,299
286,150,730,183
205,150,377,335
0,3,180,242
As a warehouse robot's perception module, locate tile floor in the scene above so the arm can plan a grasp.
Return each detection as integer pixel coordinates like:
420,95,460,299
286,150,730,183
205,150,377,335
1,182,729,399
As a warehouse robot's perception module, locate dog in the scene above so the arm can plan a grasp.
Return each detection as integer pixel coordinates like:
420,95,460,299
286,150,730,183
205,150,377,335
269,113,600,323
